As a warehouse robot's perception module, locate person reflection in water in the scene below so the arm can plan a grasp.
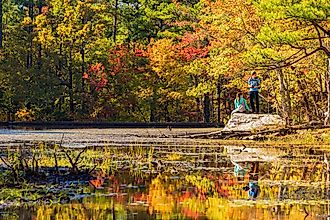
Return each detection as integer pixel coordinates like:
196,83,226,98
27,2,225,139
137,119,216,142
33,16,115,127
243,181,260,200
233,161,250,178
243,164,260,200
232,160,260,200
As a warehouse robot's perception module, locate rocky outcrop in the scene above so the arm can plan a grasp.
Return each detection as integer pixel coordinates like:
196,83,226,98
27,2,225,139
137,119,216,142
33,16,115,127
223,113,285,131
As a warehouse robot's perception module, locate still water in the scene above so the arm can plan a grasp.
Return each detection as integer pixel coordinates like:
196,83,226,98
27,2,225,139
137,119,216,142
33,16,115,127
1,143,329,220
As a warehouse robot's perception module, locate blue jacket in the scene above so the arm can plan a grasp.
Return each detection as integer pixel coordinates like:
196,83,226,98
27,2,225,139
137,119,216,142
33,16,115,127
248,182,260,199
248,77,261,92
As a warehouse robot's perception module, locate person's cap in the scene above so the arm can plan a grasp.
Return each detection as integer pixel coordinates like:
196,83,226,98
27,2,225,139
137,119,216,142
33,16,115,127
251,71,256,75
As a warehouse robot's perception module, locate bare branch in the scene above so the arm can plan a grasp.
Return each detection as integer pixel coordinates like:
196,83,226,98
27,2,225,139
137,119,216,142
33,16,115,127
302,36,330,41
312,22,323,47
0,154,18,178
62,148,75,169
312,21,330,36
321,46,330,57
73,147,88,168
259,47,323,70
287,44,307,55
285,47,306,60
255,49,305,70
0,155,12,169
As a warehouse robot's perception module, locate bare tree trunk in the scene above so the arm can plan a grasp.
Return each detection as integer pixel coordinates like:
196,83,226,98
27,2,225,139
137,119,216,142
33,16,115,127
277,69,289,125
37,1,42,69
297,80,311,121
283,71,292,122
59,43,62,72
203,93,210,123
211,92,214,122
69,49,74,113
80,12,88,113
195,98,200,121
0,0,3,49
194,76,202,121
217,80,221,124
81,44,86,112
113,0,118,43
150,90,156,122
27,0,34,69
150,103,155,122
318,72,324,101
164,101,170,122
324,58,330,125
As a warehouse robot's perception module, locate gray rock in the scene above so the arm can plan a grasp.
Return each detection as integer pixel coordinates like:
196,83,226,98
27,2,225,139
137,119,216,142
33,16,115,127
223,113,285,131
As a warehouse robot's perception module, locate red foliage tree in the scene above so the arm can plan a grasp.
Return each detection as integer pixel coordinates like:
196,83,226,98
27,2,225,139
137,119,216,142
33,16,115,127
176,33,209,62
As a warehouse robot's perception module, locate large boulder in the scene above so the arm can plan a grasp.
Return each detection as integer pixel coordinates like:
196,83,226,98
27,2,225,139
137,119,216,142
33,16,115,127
223,113,285,131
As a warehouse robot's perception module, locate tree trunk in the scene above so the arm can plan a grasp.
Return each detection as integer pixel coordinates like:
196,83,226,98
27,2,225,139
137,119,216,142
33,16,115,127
69,49,74,113
196,97,201,121
297,79,312,121
0,0,3,49
217,80,221,124
59,43,62,72
7,111,10,122
150,104,155,122
283,71,292,121
113,0,118,43
81,44,86,112
277,69,289,125
150,90,156,122
324,58,330,125
80,12,88,113
318,72,324,101
203,93,210,123
194,76,202,121
164,101,170,122
27,0,34,68
211,93,214,122
37,1,43,69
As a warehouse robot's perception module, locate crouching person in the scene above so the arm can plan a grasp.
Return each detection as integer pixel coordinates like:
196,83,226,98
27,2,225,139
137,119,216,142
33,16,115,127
232,93,251,115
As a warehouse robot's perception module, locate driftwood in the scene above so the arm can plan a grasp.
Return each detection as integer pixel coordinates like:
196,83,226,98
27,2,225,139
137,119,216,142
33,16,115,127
179,124,330,140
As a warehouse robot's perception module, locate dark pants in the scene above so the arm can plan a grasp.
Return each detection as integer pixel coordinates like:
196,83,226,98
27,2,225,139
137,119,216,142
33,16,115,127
250,91,259,113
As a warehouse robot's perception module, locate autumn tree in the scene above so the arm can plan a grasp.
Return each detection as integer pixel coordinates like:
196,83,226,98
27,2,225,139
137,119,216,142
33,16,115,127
193,0,261,122
34,0,111,117
249,0,330,124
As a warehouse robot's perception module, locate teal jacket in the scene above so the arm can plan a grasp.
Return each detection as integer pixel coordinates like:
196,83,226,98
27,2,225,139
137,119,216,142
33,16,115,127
234,97,250,111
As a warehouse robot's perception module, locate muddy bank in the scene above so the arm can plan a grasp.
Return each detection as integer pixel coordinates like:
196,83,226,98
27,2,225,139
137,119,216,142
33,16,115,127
0,128,221,147
0,121,223,129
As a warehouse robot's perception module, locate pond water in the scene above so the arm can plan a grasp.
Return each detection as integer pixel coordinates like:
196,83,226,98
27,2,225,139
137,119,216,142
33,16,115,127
0,129,329,219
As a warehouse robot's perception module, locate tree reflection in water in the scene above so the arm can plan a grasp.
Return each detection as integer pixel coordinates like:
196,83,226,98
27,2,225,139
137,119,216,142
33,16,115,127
2,144,330,220
6,167,329,220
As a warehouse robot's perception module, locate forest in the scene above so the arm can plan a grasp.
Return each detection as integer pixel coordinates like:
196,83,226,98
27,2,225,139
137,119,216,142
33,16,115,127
0,0,329,124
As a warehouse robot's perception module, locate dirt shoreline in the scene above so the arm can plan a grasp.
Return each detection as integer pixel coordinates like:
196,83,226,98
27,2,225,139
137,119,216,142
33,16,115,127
0,128,220,146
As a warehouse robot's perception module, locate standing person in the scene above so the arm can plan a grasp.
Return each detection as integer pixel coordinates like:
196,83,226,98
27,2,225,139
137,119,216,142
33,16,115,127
231,93,250,115
248,71,261,113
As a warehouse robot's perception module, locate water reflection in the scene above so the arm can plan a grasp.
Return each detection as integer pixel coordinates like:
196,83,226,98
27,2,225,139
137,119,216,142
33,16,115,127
3,170,328,220
2,144,330,219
